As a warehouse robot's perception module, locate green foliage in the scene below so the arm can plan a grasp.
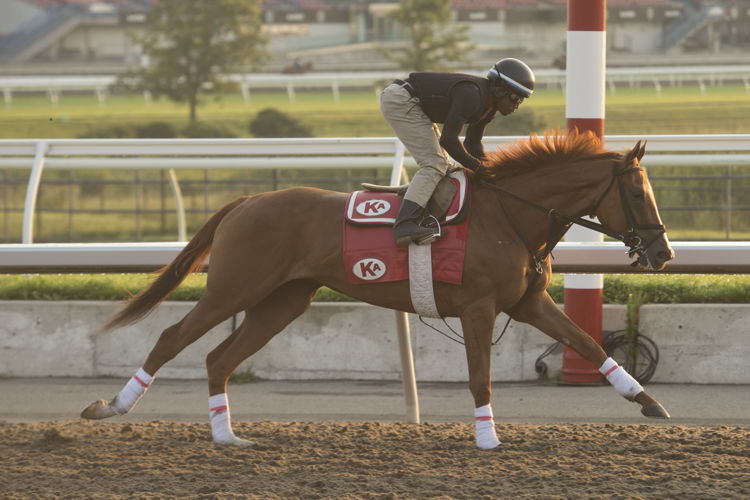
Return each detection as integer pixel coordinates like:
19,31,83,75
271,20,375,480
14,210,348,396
547,274,750,304
119,0,267,123
1,274,749,304
249,108,314,138
135,121,177,138
0,274,145,301
6,85,748,141
76,120,234,139
77,125,134,139
381,0,475,71
229,367,261,383
182,121,237,138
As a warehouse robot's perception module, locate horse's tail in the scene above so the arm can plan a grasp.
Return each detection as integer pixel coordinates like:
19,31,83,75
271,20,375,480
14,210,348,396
103,196,248,331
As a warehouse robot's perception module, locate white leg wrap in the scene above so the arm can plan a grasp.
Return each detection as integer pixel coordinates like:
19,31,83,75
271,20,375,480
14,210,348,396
208,394,253,447
599,357,643,400
111,367,153,415
209,393,236,443
474,404,501,450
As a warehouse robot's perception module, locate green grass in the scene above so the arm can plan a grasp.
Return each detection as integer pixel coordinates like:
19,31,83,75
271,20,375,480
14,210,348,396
1,83,748,138
1,273,748,304
228,367,261,383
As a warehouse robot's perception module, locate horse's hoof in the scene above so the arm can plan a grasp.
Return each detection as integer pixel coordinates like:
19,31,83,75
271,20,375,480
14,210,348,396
477,439,502,450
641,403,671,419
80,399,118,420
213,436,255,448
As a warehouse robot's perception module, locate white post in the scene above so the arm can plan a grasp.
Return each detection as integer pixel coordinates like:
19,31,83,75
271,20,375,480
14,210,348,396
390,139,420,423
564,0,606,383
286,82,296,103
48,89,60,106
395,310,420,423
167,168,187,242
241,83,250,104
22,142,49,244
389,140,406,185
95,87,107,106
331,80,340,104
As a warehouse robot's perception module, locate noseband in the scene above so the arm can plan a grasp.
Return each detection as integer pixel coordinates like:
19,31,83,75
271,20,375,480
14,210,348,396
480,160,666,271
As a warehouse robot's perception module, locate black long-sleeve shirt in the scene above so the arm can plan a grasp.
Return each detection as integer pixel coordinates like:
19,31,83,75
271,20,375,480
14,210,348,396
407,72,497,171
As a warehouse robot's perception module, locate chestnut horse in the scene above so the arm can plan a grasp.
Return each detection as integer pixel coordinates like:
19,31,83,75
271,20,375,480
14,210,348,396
82,132,674,449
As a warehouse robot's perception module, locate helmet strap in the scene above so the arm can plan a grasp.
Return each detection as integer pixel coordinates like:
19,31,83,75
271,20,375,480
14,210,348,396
490,81,506,99
491,81,511,101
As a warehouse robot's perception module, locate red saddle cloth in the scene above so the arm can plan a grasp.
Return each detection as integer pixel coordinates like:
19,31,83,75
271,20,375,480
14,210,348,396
343,171,470,285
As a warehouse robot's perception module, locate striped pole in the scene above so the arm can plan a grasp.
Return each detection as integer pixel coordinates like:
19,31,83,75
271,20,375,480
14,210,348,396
563,0,606,384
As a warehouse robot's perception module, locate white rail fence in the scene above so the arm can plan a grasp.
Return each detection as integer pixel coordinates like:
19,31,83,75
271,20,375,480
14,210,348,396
2,65,749,105
1,134,749,245
1,241,748,275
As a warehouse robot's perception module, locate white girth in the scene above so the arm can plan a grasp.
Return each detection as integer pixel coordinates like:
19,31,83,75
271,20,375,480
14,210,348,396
408,242,440,318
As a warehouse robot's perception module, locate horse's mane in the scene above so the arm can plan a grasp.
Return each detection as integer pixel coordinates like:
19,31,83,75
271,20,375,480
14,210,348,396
478,130,621,182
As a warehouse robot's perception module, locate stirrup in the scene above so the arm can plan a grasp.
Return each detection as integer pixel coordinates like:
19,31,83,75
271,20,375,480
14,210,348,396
414,215,442,245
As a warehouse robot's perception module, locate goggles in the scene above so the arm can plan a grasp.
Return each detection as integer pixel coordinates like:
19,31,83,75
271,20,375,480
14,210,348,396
507,92,525,105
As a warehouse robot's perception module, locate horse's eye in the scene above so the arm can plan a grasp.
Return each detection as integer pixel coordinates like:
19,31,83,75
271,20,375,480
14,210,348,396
632,191,645,200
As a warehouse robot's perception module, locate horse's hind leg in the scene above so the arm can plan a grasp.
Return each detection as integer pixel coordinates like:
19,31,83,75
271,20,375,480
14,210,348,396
204,279,319,446
81,293,247,420
508,291,670,419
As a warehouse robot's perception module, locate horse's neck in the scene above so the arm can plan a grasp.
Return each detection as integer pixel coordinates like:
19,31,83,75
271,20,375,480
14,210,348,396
489,159,612,251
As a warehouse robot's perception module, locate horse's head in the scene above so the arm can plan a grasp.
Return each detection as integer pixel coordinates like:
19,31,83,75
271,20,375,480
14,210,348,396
593,141,674,271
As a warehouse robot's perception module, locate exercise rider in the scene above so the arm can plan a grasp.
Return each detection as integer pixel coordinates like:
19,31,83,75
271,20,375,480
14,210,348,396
380,58,536,246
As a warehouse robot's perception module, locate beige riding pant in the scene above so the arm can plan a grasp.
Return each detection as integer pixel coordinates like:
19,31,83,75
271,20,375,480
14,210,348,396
380,83,454,207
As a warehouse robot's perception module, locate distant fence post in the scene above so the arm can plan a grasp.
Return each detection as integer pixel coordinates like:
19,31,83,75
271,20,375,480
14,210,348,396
22,141,48,244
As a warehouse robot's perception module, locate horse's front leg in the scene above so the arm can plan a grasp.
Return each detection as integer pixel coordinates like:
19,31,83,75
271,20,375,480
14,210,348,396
508,291,670,419
460,299,502,450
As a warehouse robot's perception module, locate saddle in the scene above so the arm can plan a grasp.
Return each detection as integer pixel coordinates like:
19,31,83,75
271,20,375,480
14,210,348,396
347,169,469,228
359,167,465,225
342,169,471,288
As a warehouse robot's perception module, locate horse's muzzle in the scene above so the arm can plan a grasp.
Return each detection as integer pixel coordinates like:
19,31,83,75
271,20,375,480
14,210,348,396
638,234,674,271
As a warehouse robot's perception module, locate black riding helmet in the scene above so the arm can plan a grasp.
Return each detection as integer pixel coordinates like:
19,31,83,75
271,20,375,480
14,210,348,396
487,58,535,98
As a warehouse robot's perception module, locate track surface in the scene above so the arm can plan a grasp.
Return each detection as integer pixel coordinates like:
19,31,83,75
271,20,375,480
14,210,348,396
1,420,749,499
2,379,749,498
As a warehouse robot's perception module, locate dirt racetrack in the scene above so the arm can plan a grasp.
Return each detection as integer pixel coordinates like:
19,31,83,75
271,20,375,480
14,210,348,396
1,420,748,499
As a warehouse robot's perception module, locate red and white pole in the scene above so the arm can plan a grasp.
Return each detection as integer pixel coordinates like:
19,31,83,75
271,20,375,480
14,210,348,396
563,0,606,383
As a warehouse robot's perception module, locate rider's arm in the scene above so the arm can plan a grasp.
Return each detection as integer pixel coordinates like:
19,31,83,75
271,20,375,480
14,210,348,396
463,111,495,160
439,82,484,172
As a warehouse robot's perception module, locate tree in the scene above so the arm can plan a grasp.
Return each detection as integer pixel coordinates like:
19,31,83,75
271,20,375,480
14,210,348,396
123,0,267,123
381,0,475,72
249,109,314,138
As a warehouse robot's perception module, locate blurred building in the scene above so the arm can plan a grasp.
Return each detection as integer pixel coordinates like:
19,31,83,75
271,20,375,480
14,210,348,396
0,0,748,75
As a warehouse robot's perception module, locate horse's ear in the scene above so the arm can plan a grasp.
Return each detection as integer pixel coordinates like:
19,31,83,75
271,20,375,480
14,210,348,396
637,140,647,161
625,140,642,163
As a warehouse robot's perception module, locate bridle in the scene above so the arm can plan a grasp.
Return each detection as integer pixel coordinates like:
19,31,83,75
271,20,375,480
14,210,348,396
479,159,666,273
588,161,666,261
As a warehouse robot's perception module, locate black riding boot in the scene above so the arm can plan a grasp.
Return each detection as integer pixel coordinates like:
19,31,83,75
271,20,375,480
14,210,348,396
392,199,438,247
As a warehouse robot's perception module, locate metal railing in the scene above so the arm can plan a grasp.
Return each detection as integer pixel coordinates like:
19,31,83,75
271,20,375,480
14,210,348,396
2,65,749,106
1,240,748,274
1,134,749,244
